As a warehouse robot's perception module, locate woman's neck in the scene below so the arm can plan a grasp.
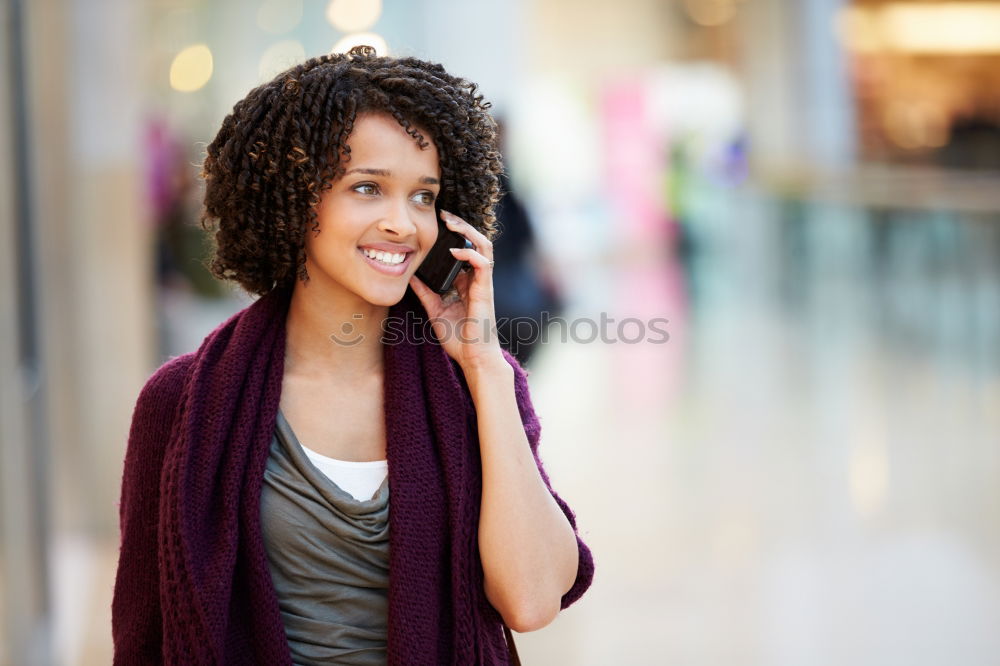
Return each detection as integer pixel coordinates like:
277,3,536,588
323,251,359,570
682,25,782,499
284,280,388,379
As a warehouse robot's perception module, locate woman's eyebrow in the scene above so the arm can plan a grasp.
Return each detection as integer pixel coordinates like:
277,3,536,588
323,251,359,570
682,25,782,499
344,167,439,185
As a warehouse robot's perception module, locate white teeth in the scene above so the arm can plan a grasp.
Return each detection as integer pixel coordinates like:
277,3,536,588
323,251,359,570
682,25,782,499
363,248,406,265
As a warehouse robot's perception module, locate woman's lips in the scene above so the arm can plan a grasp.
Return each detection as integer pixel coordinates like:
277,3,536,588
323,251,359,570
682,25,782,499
358,248,414,276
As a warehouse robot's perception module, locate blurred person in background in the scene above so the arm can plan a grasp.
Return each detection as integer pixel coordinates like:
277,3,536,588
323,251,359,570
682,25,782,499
937,102,1000,170
111,46,593,664
492,119,565,367
147,116,228,299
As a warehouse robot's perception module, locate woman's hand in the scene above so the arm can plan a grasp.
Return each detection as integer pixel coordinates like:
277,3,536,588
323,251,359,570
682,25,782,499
408,210,505,373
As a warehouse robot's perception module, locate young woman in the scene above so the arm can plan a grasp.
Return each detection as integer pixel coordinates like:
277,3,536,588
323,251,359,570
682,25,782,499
112,46,594,665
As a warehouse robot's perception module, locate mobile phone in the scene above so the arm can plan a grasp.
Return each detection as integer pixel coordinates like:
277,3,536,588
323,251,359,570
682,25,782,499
415,219,473,294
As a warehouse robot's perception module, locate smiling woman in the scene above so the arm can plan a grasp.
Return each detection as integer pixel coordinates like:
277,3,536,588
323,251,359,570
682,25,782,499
111,46,594,665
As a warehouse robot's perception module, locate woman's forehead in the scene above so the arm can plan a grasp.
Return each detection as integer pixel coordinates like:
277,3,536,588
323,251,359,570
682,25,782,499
341,113,440,174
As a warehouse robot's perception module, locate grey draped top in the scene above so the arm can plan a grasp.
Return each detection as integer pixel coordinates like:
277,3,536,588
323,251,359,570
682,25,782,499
260,409,390,665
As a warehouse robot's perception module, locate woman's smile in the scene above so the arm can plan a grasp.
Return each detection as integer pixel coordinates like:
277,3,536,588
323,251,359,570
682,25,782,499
357,246,416,276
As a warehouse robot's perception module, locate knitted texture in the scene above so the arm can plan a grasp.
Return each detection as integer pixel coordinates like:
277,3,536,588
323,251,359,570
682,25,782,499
112,285,594,664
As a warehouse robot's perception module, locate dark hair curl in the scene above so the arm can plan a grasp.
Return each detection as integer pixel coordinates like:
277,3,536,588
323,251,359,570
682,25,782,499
200,46,502,297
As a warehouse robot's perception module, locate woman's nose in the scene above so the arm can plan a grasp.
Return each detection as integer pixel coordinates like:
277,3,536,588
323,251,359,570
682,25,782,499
377,197,419,236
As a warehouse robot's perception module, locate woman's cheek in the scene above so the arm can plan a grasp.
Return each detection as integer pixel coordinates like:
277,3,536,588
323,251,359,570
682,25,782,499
423,213,440,247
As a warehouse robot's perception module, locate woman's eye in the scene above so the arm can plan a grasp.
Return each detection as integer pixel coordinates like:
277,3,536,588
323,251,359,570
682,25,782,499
412,191,436,205
354,183,379,195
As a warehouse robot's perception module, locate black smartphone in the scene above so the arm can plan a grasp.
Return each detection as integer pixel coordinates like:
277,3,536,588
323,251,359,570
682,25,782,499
416,218,473,294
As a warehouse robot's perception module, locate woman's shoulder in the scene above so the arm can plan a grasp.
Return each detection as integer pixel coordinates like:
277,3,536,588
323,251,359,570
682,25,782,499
141,352,197,399
121,353,198,491
129,352,197,436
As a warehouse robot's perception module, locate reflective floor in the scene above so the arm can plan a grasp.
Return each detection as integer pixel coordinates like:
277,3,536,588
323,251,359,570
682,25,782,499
58,193,1000,665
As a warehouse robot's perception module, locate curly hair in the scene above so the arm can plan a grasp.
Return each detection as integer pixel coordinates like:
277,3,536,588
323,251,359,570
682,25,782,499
199,46,502,297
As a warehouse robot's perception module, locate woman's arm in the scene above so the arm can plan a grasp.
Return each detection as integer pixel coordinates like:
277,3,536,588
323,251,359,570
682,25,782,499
408,210,593,631
465,353,580,633
112,354,192,665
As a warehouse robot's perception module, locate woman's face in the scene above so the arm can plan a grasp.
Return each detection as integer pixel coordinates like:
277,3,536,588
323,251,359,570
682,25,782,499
304,112,441,307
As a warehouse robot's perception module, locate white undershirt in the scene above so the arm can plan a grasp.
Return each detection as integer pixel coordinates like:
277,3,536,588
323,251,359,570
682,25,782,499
299,445,388,502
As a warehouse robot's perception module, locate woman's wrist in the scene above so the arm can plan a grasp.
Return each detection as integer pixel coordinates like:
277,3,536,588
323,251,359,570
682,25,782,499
461,351,513,393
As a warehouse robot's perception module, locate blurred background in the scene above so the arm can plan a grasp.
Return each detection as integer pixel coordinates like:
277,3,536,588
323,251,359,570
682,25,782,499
2,0,999,664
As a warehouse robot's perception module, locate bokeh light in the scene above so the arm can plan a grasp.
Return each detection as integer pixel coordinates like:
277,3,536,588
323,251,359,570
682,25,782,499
882,100,949,150
169,44,213,92
325,0,383,33
683,0,739,27
837,3,1000,54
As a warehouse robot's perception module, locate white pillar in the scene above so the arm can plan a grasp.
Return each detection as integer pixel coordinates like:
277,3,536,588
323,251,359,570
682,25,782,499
63,0,155,537
18,0,155,540
741,0,856,171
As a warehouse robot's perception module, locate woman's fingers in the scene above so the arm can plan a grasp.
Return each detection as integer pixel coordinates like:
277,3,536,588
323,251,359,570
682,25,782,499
408,274,443,313
449,246,493,271
409,273,430,295
442,210,493,261
409,273,467,314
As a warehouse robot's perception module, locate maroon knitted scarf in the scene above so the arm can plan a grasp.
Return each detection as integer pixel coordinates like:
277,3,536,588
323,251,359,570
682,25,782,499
113,284,594,664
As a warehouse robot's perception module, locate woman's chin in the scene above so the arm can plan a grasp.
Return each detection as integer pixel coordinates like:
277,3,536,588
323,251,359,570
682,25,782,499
363,284,409,308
